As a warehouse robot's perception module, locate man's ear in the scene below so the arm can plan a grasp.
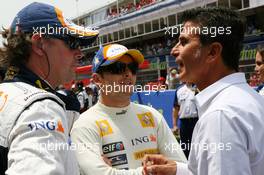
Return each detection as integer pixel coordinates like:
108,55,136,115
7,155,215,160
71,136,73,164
31,34,45,56
92,73,103,86
206,42,222,63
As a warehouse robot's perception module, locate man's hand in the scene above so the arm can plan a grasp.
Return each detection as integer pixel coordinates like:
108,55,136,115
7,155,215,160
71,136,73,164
102,155,112,166
172,126,179,135
142,154,177,175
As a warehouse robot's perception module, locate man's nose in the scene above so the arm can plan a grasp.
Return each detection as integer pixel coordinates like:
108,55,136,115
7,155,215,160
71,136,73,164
123,67,133,78
75,49,84,60
171,45,180,58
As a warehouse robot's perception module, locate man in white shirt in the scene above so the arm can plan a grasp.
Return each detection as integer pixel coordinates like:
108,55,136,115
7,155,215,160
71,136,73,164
142,7,264,175
88,78,99,104
84,86,94,109
173,83,198,158
166,68,180,89
76,81,89,113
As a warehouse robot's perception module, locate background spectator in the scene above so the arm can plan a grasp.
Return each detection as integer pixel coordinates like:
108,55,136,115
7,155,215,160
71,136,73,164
166,68,180,89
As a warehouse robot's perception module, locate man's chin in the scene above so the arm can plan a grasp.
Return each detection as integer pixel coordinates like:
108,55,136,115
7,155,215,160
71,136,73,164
178,73,186,82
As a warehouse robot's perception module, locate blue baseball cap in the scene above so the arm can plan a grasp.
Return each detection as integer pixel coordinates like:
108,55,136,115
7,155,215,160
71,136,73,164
92,44,144,73
10,2,99,46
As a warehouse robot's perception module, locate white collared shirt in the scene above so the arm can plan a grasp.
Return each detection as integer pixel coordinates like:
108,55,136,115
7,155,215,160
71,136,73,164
177,73,264,175
175,84,198,119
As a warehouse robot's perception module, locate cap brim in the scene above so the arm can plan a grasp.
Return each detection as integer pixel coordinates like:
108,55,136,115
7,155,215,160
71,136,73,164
77,34,99,46
55,7,99,46
101,49,144,66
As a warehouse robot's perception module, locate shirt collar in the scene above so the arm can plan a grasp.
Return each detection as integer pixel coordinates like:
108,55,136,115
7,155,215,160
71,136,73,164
195,73,247,117
96,100,131,117
4,65,55,93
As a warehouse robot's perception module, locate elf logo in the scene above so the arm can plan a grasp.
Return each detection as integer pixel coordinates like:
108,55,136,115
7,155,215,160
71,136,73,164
28,120,65,133
102,141,125,154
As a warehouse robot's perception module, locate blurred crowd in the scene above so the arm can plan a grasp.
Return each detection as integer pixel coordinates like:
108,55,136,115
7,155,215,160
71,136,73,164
57,79,99,113
107,0,158,19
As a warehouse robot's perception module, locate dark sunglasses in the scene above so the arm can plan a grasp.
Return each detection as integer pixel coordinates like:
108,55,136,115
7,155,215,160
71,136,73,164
45,35,81,50
97,61,139,75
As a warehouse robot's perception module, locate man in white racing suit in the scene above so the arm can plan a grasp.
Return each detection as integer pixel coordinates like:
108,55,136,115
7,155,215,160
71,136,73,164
0,2,98,174
71,44,187,175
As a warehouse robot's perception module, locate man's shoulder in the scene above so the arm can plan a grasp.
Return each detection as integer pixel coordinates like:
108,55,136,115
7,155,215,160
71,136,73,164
1,82,61,101
72,107,104,135
131,102,163,119
220,83,264,105
77,90,85,97
175,84,191,100
175,84,186,93
75,104,101,124
0,82,65,117
131,102,155,111
204,83,264,119
0,82,66,147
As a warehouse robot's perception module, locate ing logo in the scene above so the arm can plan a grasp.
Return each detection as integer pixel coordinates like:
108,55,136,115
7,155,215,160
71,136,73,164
96,119,113,137
28,120,65,133
0,91,8,112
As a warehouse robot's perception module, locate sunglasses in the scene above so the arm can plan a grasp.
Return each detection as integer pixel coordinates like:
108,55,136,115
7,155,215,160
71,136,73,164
97,61,139,75
45,35,81,50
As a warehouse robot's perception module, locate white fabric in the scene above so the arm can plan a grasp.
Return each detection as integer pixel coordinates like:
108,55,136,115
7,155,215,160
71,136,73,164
87,94,93,108
175,84,198,119
186,73,264,175
177,162,192,175
77,90,87,109
71,101,187,175
258,86,264,96
166,74,180,89
0,82,79,175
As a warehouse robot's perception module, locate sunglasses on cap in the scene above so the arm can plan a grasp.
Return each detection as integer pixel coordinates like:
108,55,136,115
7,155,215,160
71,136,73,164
44,35,81,50
97,61,139,75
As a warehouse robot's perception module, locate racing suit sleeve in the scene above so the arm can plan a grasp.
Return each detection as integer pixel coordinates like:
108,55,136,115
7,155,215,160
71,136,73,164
6,99,79,175
71,123,143,175
154,109,187,163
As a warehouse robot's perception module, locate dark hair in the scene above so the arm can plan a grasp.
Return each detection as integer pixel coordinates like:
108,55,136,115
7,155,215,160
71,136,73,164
76,81,84,90
85,87,93,92
257,45,264,61
0,28,32,68
181,7,245,71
